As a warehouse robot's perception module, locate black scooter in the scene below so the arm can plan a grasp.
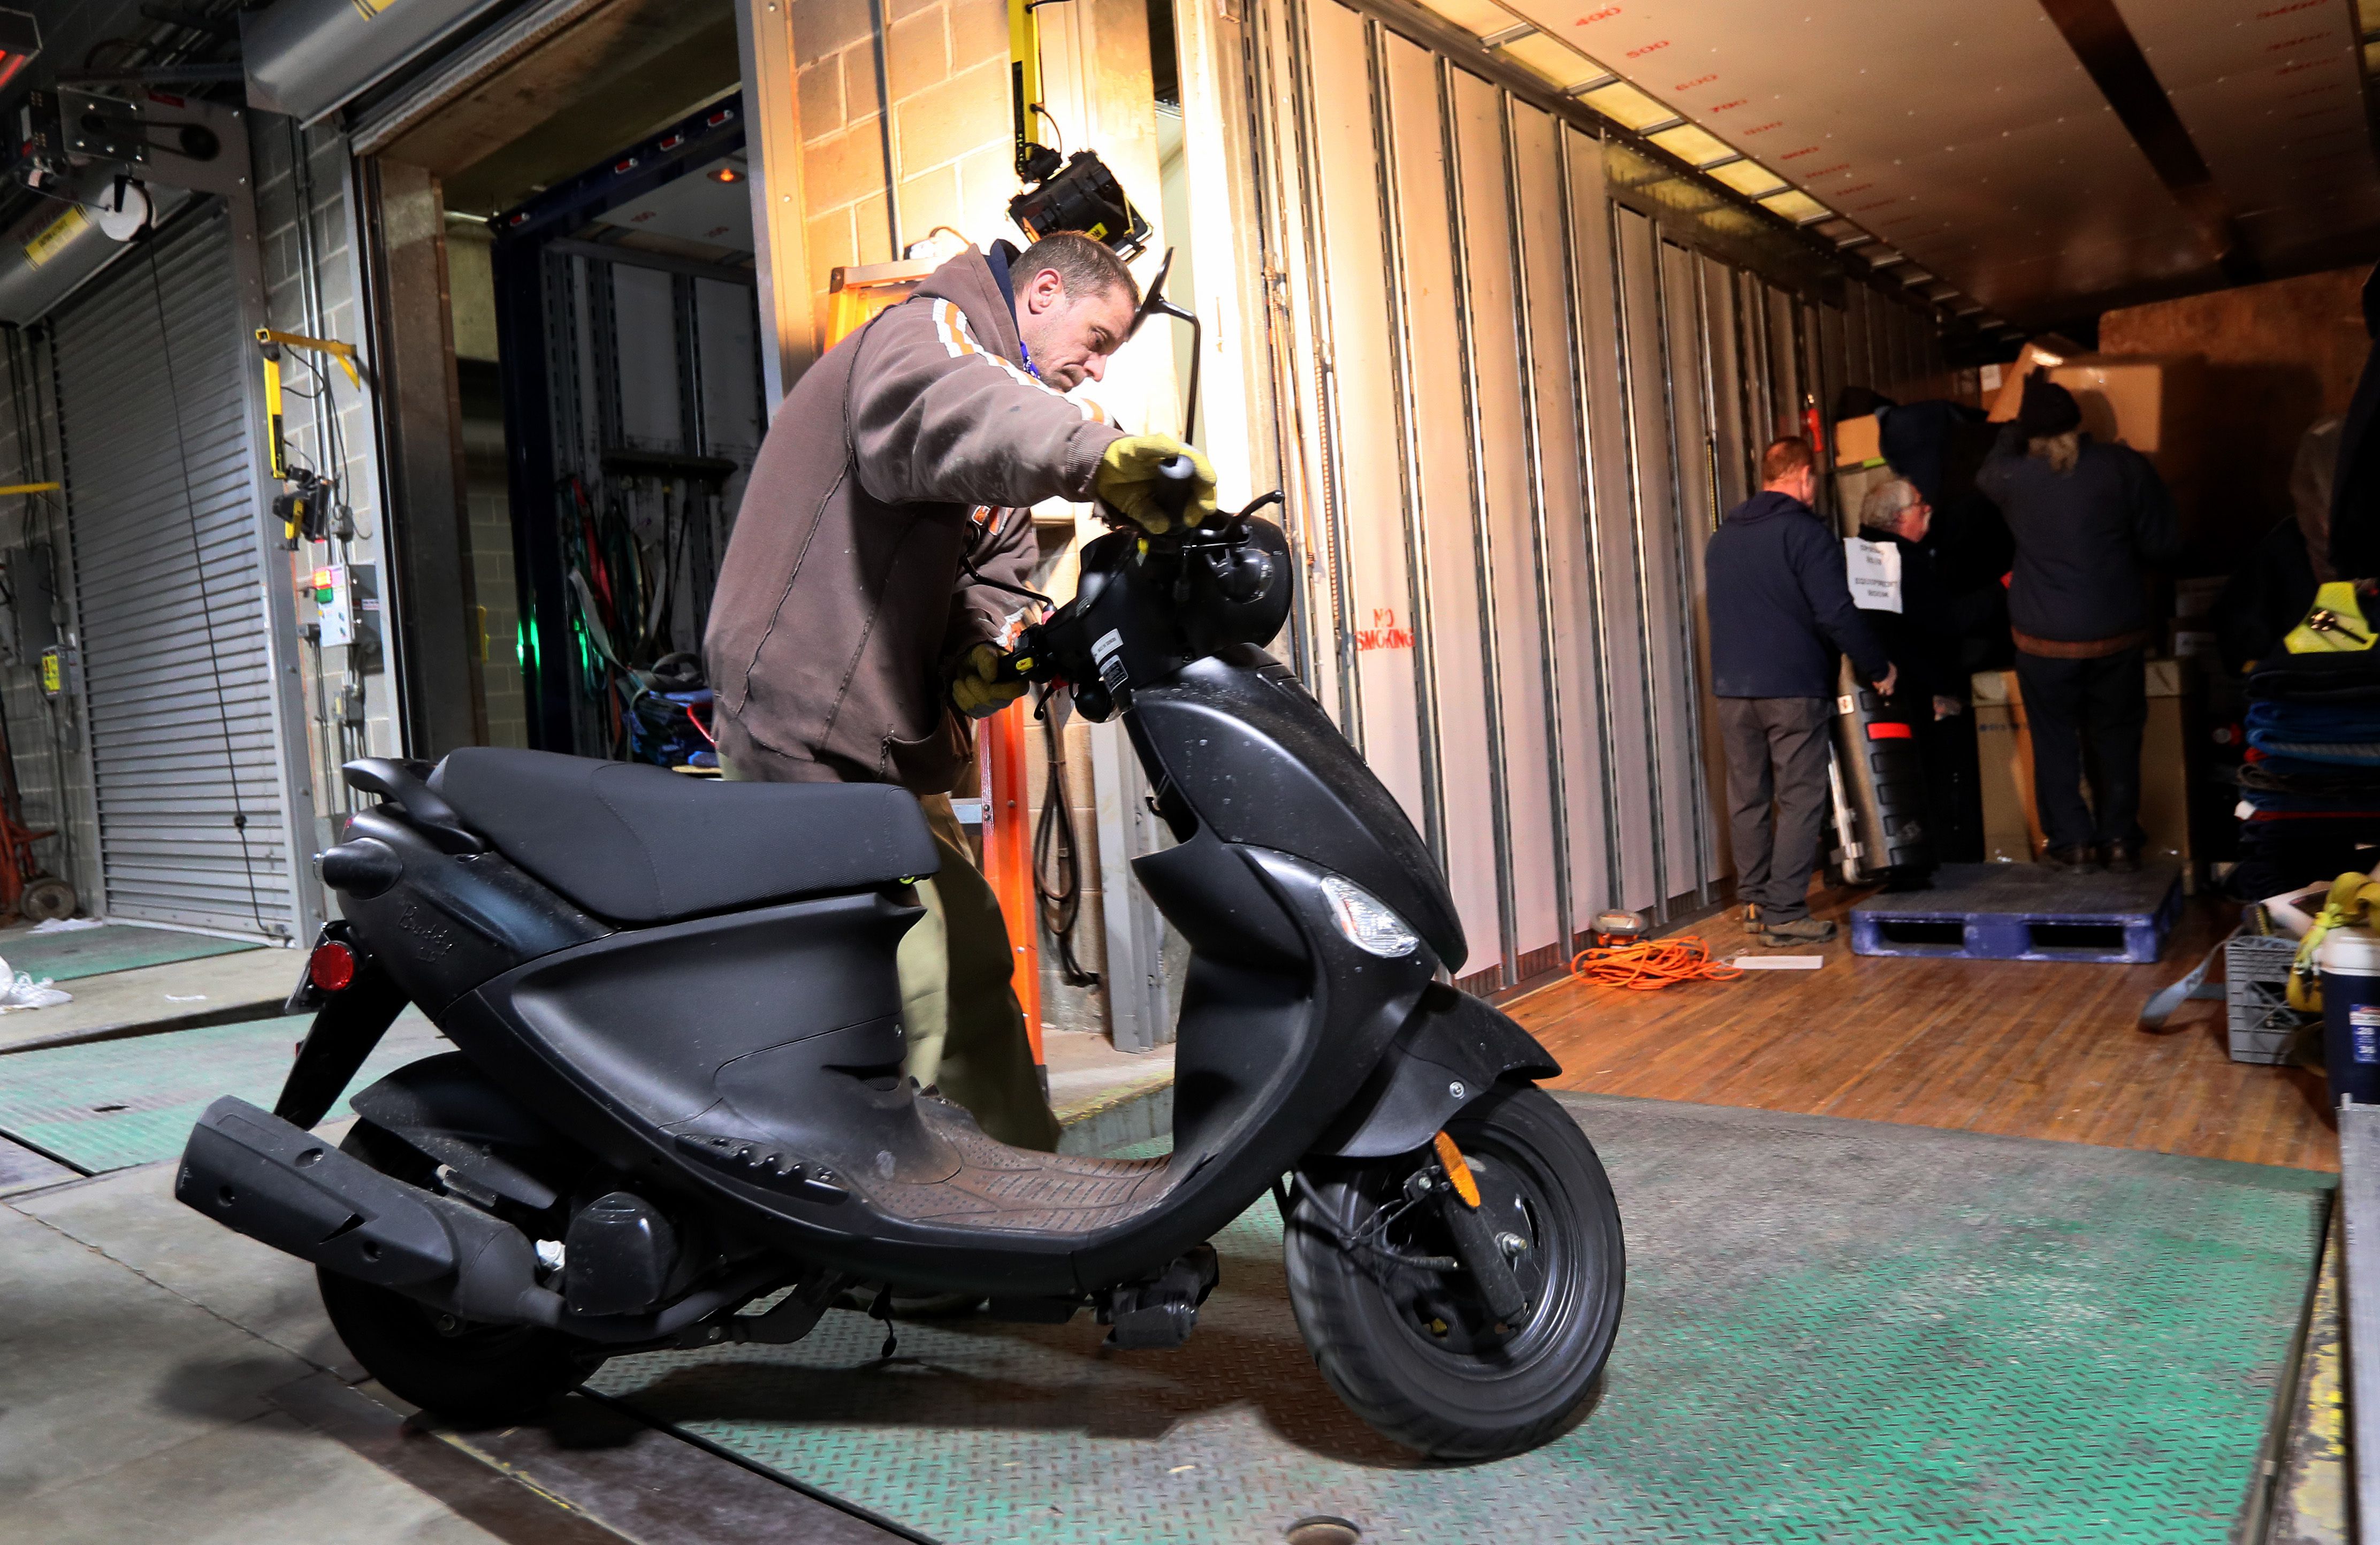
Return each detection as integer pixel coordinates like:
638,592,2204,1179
176,469,1625,1460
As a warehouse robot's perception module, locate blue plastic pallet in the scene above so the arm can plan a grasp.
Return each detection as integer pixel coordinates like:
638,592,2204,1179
1850,861,2183,964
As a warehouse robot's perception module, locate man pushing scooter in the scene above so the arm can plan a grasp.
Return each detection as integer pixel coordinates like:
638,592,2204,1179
703,232,1212,1152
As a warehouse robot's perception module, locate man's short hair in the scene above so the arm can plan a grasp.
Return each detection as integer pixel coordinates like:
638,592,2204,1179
1016,232,1138,307
1761,437,1814,484
1860,477,1923,531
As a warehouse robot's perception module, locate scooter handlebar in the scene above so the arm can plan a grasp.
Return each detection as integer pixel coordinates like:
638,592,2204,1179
1150,453,1198,527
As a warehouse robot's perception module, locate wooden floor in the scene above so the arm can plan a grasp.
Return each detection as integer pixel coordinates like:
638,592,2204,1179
1507,888,2339,1174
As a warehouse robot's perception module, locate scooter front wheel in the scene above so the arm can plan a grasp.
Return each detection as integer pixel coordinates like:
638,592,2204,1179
1283,1085,1623,1460
317,1122,605,1425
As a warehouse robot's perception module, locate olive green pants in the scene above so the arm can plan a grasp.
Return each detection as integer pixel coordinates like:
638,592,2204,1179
722,760,1058,1152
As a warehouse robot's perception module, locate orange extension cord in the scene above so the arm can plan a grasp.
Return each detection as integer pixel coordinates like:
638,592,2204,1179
1566,936,1742,991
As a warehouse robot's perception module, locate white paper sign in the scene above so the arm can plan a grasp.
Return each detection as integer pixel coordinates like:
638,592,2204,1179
1845,538,1902,613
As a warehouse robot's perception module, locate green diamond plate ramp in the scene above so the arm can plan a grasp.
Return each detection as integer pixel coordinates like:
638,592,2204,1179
588,1093,2331,1545
0,922,262,981
0,1011,448,1173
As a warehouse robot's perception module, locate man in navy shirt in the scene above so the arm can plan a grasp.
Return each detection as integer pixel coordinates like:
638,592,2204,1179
1707,438,1895,945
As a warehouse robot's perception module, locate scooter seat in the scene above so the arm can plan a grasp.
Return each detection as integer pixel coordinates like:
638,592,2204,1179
429,748,940,924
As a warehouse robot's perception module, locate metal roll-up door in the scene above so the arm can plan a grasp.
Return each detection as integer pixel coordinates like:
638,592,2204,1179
54,210,298,937
1255,0,1709,984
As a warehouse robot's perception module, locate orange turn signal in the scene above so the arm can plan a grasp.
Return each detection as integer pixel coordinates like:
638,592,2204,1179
1432,1130,1481,1209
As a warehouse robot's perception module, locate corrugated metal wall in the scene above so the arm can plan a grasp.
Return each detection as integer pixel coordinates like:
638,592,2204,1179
53,210,299,937
1249,0,1947,992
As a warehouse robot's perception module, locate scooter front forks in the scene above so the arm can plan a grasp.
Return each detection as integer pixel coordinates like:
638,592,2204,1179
1423,1131,1529,1325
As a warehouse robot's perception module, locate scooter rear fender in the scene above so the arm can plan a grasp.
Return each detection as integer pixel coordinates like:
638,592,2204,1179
275,947,410,1129
347,1052,568,1212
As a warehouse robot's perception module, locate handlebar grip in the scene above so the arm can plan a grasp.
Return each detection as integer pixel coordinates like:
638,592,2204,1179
1153,454,1197,526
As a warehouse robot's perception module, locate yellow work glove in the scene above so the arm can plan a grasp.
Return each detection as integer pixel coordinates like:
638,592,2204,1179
949,643,1027,720
1092,434,1218,534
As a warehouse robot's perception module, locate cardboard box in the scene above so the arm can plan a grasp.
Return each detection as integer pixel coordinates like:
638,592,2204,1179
1986,351,2210,527
1834,412,1882,468
1972,670,2041,864
1831,461,1898,536
1970,662,2193,885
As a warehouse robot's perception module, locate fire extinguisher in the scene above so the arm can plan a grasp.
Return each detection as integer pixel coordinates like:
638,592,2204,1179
1803,394,1832,521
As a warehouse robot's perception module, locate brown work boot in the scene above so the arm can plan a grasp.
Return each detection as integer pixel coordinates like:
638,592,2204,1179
2102,837,2142,874
1759,916,1836,946
1742,904,1763,935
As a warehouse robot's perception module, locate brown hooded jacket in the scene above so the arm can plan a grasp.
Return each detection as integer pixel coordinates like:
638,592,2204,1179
704,247,1123,793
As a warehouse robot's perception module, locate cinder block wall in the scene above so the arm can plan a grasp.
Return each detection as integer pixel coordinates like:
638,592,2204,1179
790,0,1016,346
253,118,408,854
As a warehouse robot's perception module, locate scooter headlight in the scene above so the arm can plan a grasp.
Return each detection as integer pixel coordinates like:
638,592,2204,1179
1320,874,1420,958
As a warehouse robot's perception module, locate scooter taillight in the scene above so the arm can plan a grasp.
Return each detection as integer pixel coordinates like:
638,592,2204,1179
308,941,356,993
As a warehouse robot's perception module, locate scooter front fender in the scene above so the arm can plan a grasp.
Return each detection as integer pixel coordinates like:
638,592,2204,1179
1308,982,1563,1159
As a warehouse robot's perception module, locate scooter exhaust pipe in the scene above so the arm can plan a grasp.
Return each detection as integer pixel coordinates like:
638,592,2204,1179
178,1098,793,1345
178,1096,563,1328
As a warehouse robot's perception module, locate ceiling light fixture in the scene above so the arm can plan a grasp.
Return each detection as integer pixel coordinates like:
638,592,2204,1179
1708,159,1788,197
1758,188,1832,224
1649,123,1735,166
1496,32,1604,91
708,166,743,183
1575,80,1675,132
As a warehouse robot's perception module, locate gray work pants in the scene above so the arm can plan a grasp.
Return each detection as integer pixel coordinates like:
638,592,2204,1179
1717,695,1833,924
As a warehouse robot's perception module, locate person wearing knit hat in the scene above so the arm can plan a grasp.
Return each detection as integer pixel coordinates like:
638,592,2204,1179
2016,371,2084,467
1976,368,2181,873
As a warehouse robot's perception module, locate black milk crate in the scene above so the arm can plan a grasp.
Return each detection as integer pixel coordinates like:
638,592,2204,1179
2225,931,2317,1067
1849,862,2183,965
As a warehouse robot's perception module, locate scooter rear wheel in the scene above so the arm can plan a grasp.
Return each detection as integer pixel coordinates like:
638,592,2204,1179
1283,1085,1623,1460
317,1122,604,1425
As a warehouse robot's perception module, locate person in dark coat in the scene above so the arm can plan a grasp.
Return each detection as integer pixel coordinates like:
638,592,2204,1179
1706,437,1895,945
2326,263,2380,580
1853,478,1963,716
1975,371,2180,873
1856,477,1988,860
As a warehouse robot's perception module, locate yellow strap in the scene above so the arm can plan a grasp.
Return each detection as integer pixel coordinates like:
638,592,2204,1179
255,327,362,389
0,481,60,495
2290,871,2380,1012
2283,580,2375,655
260,351,287,480
1009,0,1042,135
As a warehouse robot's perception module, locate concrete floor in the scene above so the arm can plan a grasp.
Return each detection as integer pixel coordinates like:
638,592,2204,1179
0,937,1175,1542
2,1139,931,1542
0,945,298,1054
